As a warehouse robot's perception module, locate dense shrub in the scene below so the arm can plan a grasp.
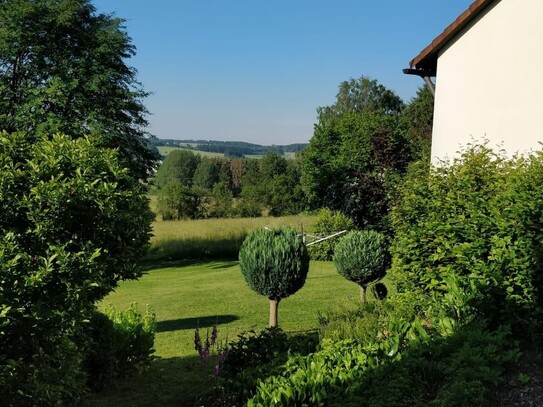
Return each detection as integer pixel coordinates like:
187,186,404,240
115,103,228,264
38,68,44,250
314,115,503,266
306,208,354,260
391,144,543,331
329,323,519,407
334,230,390,302
202,328,318,406
0,132,153,404
84,304,156,390
239,227,309,327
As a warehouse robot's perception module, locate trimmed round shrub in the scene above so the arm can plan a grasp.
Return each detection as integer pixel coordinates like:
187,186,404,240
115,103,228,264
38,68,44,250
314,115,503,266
334,230,390,302
239,227,309,327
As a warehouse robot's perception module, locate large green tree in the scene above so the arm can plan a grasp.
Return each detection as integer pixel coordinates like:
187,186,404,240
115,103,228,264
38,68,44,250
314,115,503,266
156,149,201,188
0,0,155,179
317,76,404,126
301,110,411,230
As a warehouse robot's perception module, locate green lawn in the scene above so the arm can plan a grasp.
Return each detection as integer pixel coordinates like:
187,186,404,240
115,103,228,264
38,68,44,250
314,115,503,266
85,259,362,405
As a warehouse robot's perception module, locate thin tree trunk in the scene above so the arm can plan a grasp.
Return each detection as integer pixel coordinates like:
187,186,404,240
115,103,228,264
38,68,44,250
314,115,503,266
360,285,367,303
269,299,280,327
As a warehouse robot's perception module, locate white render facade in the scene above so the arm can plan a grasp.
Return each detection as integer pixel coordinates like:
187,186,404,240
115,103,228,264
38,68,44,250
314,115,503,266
409,0,543,163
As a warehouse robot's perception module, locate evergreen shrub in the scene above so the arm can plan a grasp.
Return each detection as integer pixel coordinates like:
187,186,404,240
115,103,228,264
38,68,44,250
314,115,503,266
334,230,390,302
239,227,309,327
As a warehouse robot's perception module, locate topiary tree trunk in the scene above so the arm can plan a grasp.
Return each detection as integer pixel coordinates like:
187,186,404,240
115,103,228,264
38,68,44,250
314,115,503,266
269,299,280,327
359,285,367,303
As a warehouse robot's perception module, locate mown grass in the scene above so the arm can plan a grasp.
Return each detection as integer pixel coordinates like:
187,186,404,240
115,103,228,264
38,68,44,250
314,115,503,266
85,259,368,406
147,214,316,261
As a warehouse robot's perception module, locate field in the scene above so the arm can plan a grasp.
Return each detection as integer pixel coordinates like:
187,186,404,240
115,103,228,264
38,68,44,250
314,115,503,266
148,213,316,261
156,145,295,160
157,145,224,158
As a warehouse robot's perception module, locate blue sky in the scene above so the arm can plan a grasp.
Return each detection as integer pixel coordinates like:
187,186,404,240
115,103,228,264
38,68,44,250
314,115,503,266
92,0,474,145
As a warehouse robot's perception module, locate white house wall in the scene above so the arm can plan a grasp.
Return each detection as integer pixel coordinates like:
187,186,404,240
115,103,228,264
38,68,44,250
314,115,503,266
431,0,543,163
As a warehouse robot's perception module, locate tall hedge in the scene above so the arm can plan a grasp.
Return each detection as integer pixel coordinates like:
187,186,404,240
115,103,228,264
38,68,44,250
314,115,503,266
390,144,543,331
239,227,309,327
0,132,153,404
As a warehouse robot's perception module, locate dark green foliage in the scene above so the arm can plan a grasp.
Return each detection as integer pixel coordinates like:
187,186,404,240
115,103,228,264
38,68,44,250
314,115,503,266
239,153,306,217
301,111,411,230
157,181,203,220
193,157,222,190
334,230,390,300
202,328,318,406
329,323,519,407
399,85,434,161
156,149,201,188
239,227,309,302
0,132,153,404
391,144,543,331
207,182,233,218
307,208,354,260
0,0,156,180
84,304,156,391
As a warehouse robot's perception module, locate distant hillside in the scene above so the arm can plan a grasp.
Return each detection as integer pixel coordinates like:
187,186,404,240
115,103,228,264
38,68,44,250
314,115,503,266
149,137,307,158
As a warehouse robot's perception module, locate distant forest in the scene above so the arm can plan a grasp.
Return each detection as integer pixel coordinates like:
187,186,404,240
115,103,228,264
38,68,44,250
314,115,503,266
148,136,308,157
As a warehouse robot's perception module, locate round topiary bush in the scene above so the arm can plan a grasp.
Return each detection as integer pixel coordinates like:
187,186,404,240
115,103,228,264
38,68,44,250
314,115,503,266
334,230,390,302
239,227,310,327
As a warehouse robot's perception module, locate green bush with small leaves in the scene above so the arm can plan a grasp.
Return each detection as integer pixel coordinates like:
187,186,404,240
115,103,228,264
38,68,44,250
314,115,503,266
334,230,390,302
0,132,153,404
391,144,543,331
239,227,309,327
307,208,354,260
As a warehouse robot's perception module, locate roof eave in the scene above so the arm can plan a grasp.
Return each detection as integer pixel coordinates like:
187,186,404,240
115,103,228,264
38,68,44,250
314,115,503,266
408,0,496,76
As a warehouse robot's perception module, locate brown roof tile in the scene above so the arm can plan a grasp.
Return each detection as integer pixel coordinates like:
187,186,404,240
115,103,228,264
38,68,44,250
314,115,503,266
409,0,496,74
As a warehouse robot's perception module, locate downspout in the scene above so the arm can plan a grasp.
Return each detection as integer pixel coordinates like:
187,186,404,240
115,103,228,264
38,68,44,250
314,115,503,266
422,76,435,97
402,68,435,97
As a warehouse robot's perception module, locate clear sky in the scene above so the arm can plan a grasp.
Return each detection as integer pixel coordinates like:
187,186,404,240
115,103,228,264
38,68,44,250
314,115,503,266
92,0,474,145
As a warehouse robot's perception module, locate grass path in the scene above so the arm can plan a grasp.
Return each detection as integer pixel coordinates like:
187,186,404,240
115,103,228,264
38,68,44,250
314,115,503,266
86,259,361,405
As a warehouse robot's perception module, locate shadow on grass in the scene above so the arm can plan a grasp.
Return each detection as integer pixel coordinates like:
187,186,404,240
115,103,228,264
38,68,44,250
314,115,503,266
83,355,212,407
156,315,239,332
140,258,204,272
145,236,245,263
140,259,239,272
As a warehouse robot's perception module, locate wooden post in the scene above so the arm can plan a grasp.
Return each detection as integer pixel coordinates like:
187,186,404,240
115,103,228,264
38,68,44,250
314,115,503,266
269,299,279,327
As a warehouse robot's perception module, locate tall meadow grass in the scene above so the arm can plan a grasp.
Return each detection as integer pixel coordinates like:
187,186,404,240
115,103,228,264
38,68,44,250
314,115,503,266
147,214,316,261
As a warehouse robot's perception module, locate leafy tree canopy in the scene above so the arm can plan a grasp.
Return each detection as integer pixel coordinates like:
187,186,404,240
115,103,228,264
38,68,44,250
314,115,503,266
317,76,405,126
301,111,411,230
0,0,156,179
156,149,201,188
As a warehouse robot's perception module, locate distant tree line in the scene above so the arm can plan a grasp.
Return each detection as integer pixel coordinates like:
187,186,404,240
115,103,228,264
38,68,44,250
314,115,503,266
149,137,308,158
155,76,434,229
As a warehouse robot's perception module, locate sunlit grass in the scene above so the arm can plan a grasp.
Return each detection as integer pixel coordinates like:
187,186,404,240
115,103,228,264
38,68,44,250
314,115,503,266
87,260,365,406
147,213,316,261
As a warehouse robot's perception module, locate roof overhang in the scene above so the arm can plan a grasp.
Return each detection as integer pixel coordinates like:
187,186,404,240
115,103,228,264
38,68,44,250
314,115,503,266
407,0,496,77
